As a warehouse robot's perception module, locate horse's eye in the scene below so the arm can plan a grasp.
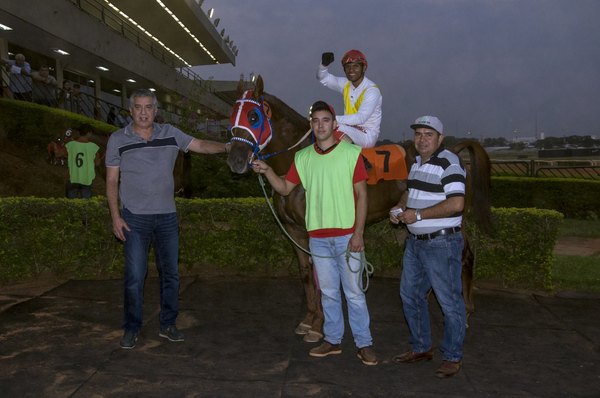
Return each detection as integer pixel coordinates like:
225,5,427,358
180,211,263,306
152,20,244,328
247,110,262,128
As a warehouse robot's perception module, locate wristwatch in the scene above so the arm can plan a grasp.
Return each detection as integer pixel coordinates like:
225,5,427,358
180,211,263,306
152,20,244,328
415,209,422,221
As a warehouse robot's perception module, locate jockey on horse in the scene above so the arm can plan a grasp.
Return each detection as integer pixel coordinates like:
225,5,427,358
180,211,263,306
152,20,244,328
318,49,407,186
317,49,382,148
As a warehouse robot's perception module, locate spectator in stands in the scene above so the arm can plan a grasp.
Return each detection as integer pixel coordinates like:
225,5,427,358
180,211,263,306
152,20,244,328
31,65,58,107
107,106,117,125
1,53,32,101
1,62,11,98
71,83,84,114
94,100,102,120
116,109,131,127
59,80,73,110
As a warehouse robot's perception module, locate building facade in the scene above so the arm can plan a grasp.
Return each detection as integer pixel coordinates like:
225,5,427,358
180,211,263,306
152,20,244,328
0,0,242,134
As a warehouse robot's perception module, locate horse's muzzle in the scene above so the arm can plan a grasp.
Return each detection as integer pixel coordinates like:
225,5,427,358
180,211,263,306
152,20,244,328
226,146,252,174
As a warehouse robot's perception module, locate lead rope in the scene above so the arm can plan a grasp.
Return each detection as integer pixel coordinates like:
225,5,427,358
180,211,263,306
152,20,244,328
257,173,373,292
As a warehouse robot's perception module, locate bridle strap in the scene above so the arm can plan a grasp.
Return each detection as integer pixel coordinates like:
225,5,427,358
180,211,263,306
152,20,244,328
258,128,313,161
230,136,255,147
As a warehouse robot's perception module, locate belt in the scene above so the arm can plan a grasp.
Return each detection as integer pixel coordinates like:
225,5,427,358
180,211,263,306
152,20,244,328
411,227,461,240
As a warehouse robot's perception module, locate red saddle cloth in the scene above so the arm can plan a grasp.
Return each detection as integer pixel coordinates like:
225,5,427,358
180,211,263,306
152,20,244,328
361,145,408,185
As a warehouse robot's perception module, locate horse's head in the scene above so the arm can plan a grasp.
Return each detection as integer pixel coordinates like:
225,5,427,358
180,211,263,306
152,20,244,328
227,75,273,174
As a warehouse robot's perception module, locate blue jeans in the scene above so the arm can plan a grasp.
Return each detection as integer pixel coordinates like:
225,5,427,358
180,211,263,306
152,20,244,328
121,208,180,333
400,232,465,362
65,182,92,199
309,234,373,348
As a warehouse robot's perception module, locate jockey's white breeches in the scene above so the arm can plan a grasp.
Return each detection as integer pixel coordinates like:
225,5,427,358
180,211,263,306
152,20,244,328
338,124,379,148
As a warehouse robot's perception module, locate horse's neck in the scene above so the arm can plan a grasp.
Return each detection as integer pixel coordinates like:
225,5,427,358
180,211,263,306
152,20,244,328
266,117,311,175
266,144,304,176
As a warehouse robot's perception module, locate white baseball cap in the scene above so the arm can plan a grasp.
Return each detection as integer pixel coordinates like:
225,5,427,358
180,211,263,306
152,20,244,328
410,115,443,134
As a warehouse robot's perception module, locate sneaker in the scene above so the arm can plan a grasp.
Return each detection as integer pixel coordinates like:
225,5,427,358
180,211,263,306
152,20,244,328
159,325,185,342
357,346,378,366
309,341,342,358
435,360,462,378
120,330,138,349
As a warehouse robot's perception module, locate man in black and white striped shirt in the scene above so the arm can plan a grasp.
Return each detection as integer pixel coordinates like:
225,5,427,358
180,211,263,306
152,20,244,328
389,116,467,379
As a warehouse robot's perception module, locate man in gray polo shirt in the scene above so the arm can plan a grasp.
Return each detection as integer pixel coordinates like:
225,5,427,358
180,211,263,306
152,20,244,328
106,88,230,349
389,115,467,378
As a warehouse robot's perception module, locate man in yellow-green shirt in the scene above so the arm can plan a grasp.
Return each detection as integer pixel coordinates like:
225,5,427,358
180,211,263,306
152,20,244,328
251,100,377,366
65,124,101,198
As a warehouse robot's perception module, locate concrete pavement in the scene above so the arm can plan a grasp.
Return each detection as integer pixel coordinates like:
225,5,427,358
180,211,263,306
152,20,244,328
1,276,599,397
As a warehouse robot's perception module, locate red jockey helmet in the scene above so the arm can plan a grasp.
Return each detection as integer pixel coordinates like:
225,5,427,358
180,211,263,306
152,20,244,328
341,49,367,68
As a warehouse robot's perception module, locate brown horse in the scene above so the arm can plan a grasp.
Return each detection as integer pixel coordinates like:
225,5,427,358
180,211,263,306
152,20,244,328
47,129,73,166
47,138,68,166
226,76,491,341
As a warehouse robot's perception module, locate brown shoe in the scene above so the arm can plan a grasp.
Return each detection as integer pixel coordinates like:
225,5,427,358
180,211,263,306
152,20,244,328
393,349,433,363
309,342,342,358
435,360,462,378
357,346,378,366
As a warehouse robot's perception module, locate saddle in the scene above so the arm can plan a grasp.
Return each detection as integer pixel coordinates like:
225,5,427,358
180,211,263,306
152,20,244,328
361,144,408,185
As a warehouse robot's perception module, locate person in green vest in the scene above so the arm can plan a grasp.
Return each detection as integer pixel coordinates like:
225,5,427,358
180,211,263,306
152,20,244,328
65,124,101,198
251,100,378,366
317,49,382,147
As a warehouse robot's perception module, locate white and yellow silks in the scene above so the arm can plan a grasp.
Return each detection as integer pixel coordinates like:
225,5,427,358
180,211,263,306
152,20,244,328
343,82,379,117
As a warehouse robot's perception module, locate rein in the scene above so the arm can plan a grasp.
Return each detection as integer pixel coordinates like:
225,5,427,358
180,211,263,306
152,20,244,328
231,127,314,163
257,127,313,161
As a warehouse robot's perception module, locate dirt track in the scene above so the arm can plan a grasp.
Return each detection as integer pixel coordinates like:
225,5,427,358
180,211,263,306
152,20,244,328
554,237,600,257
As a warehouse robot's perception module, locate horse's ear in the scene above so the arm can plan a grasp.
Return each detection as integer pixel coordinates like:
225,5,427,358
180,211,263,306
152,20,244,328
236,76,245,96
253,75,264,99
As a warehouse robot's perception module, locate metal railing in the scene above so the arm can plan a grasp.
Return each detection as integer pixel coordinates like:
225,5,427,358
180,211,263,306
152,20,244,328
70,0,215,93
2,70,125,125
467,159,600,180
535,164,600,179
3,79,217,134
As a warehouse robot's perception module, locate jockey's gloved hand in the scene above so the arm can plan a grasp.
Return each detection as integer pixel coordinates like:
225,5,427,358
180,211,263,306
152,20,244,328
321,52,334,67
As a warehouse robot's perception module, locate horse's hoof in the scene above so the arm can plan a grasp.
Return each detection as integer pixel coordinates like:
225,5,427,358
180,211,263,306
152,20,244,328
303,330,323,343
294,322,311,335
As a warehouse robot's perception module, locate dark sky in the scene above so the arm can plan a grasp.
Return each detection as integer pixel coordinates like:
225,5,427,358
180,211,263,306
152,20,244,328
193,0,600,141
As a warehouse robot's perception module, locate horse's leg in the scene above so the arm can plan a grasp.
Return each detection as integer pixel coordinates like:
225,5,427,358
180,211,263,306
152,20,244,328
47,143,54,164
277,187,324,342
461,235,475,319
298,249,324,342
285,226,323,342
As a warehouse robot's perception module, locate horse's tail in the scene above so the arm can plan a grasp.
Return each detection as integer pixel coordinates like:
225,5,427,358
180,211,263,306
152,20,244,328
452,140,492,235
